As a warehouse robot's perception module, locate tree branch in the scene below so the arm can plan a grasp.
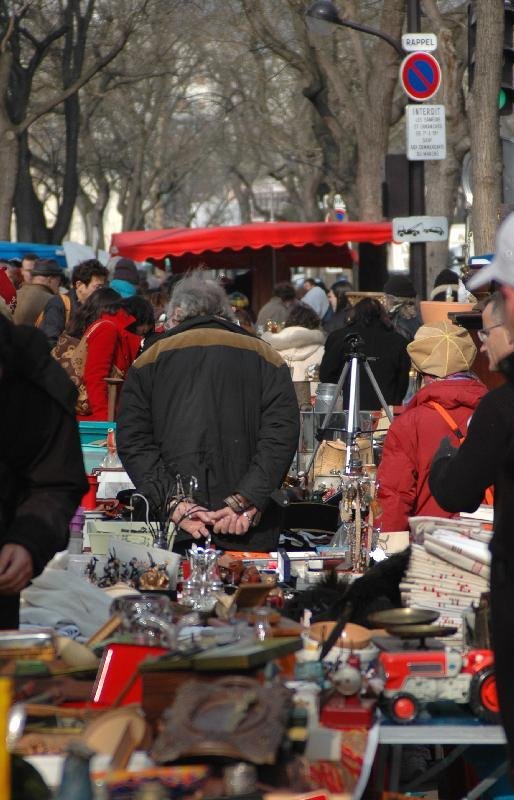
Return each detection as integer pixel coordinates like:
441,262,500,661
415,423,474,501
0,13,14,53
17,28,131,134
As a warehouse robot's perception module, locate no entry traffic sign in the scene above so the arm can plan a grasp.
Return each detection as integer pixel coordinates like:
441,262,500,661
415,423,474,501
400,51,441,102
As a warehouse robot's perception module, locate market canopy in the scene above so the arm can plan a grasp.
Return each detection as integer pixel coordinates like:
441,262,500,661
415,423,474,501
110,221,393,266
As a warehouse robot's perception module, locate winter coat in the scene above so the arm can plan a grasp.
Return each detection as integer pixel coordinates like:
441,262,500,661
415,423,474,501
262,325,325,381
78,309,141,421
117,315,300,552
319,320,411,410
323,308,349,335
377,375,487,532
39,290,78,348
0,319,87,627
13,283,54,326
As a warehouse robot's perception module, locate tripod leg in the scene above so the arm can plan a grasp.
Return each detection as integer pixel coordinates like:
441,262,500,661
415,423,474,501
346,357,360,470
304,362,349,476
362,361,394,422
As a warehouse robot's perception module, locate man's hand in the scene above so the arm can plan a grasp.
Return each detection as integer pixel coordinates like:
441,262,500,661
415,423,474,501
208,506,258,535
171,500,212,539
0,544,34,594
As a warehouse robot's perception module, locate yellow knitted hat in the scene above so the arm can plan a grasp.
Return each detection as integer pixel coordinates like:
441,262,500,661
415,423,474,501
407,320,476,378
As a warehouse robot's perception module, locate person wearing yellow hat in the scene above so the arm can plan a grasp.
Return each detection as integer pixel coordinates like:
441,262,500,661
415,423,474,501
376,320,487,532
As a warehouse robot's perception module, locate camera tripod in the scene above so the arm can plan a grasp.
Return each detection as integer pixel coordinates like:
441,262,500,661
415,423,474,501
305,333,394,476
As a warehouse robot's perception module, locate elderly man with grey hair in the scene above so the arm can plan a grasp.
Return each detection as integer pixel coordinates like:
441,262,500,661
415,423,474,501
117,271,299,552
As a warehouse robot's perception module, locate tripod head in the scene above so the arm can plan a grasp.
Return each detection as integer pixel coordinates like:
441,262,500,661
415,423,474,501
343,332,372,362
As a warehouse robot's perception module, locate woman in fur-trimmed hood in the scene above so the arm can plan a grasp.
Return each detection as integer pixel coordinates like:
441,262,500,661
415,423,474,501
262,302,325,381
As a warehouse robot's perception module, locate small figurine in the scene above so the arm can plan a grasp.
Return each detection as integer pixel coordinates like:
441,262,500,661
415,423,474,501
97,549,122,588
121,556,141,586
137,553,169,590
138,563,169,590
84,556,98,584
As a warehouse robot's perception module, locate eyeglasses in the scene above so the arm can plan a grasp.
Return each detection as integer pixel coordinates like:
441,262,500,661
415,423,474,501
477,322,503,342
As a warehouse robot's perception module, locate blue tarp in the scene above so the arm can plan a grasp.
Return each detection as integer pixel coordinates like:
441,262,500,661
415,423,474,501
0,241,67,268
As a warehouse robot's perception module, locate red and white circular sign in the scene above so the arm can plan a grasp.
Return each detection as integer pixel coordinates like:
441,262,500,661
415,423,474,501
400,51,442,102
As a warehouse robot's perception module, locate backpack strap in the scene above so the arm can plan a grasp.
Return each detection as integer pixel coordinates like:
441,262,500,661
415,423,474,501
429,399,494,507
35,293,72,328
428,400,465,442
62,293,72,324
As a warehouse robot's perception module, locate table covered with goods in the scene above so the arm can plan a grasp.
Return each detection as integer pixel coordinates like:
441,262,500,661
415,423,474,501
0,417,503,800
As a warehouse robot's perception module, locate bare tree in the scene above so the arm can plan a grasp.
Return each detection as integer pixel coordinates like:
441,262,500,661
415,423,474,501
0,0,151,240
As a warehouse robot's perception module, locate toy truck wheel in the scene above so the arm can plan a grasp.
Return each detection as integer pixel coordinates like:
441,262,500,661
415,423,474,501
469,667,500,723
387,693,420,724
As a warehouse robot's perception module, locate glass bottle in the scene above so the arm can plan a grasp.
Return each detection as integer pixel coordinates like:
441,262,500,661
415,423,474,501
100,428,122,469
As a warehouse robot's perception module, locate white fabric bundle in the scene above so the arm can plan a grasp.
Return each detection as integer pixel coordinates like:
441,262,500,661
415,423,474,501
21,567,112,638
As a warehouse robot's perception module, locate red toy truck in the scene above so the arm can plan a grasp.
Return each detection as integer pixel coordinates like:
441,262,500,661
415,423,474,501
378,648,499,724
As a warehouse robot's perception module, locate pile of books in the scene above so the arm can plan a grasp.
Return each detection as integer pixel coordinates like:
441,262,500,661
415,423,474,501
401,516,492,648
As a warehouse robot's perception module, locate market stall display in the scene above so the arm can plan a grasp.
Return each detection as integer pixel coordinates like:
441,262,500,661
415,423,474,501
3,395,502,800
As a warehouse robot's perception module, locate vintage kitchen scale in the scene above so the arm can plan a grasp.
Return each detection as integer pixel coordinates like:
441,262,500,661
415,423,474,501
368,608,458,650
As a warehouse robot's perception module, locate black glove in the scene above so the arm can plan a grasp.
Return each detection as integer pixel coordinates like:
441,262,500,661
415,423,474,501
432,435,458,463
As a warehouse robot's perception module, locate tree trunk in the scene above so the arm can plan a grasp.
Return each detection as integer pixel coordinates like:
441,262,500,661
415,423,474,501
76,180,109,251
14,131,51,242
469,0,503,253
51,93,80,243
0,45,18,238
423,1,469,292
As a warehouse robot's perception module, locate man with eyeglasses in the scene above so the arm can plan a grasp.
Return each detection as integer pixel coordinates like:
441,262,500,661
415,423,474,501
429,238,514,775
478,293,514,373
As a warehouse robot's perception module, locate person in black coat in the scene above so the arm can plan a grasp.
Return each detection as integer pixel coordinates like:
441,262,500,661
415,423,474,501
319,297,411,410
0,318,87,628
117,271,299,553
429,293,514,770
323,280,351,334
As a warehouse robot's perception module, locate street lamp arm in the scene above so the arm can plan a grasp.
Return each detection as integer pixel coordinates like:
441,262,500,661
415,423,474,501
306,0,403,59
335,17,403,59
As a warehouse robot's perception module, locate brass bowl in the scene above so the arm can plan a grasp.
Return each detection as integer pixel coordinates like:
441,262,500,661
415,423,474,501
367,608,440,627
